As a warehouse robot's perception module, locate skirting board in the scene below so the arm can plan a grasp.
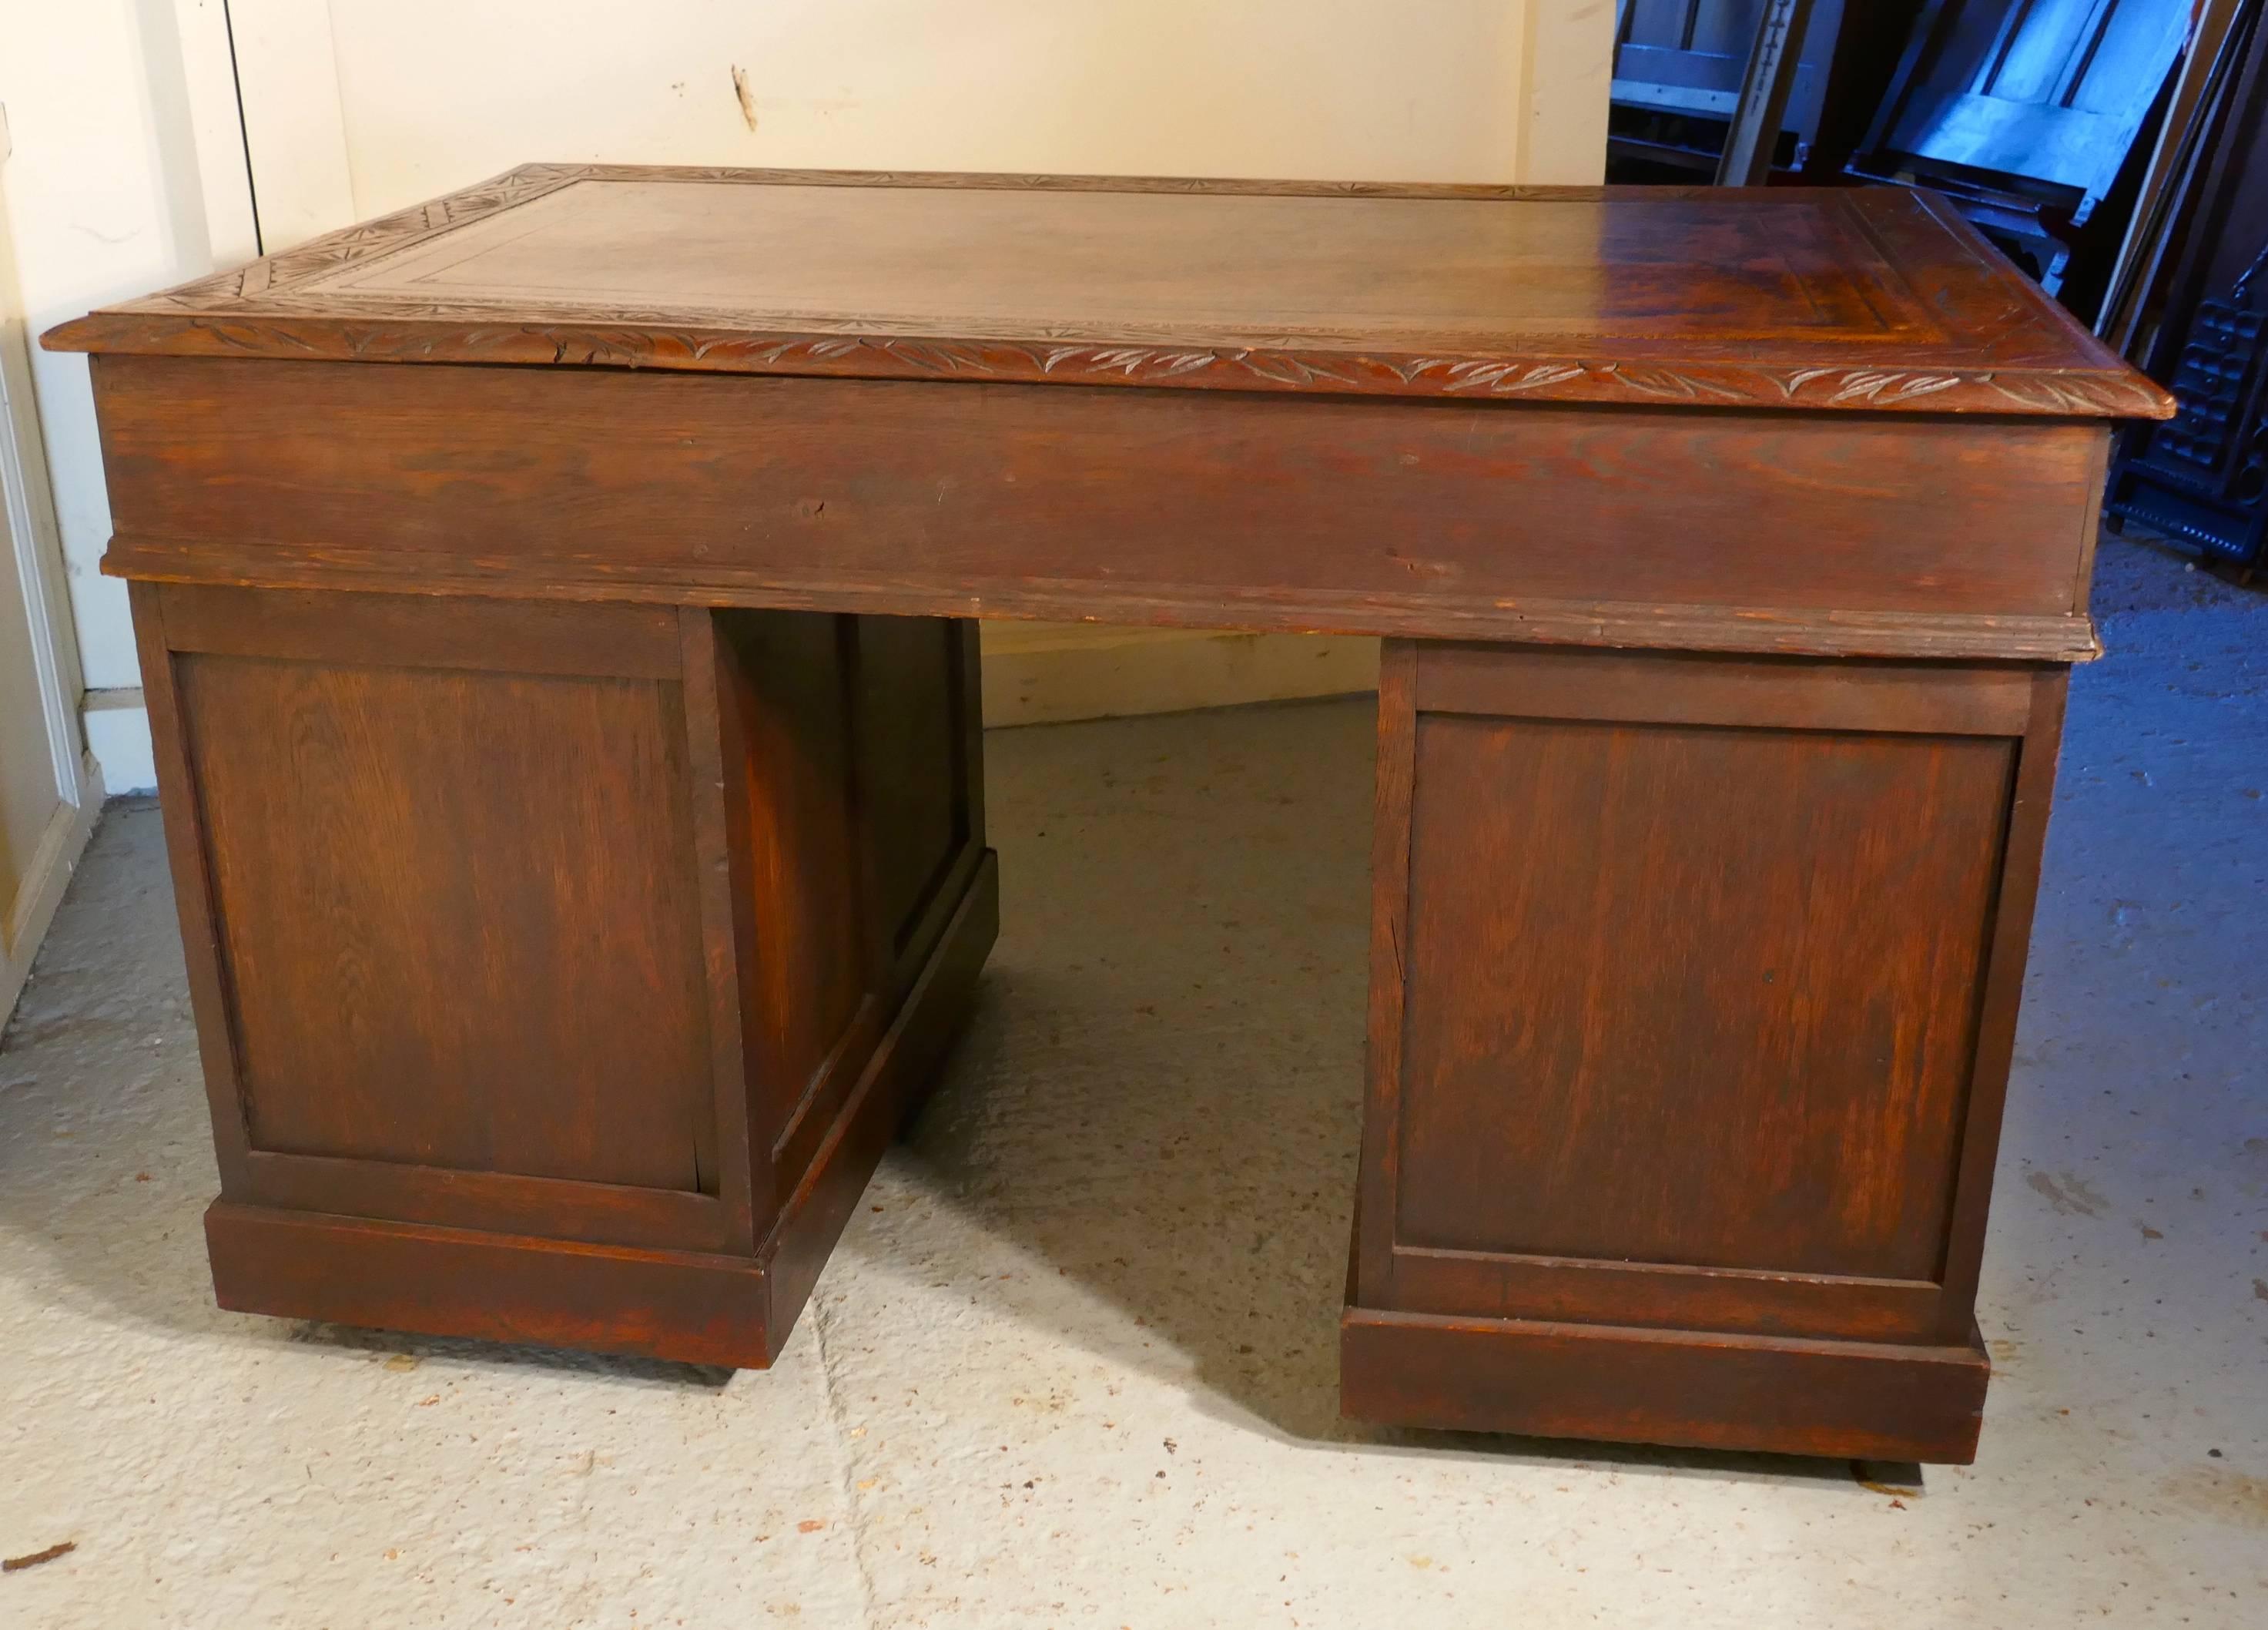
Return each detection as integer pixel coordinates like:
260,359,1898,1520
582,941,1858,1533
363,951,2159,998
1,752,102,1031
82,687,156,794
981,625,1379,726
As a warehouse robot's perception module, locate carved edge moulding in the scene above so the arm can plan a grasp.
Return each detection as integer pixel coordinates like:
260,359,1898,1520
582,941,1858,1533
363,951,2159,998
45,165,2176,421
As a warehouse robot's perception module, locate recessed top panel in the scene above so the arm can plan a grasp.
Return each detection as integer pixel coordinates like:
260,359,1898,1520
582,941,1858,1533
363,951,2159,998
307,180,1922,345
45,166,2170,418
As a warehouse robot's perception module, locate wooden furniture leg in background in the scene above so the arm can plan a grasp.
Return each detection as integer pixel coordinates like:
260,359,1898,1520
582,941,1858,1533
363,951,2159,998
134,585,994,1367
1346,639,2068,1462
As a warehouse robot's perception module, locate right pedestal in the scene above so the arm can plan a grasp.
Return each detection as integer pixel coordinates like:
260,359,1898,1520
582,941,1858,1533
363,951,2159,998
1345,639,2069,1463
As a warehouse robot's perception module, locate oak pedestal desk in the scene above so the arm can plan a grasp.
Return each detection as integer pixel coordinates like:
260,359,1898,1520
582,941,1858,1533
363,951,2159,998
48,167,2171,1465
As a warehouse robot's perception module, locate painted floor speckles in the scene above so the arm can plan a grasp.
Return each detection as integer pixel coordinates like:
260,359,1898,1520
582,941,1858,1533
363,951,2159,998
2,536,2262,1628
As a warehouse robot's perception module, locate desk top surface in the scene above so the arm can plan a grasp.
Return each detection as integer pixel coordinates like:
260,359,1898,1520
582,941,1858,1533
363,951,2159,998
47,165,2169,419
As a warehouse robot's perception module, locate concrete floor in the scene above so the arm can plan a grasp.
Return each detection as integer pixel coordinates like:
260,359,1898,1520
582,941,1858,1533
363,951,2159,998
1,536,2262,1628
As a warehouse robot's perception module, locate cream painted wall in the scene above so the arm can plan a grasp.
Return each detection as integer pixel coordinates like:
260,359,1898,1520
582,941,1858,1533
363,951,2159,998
307,1,1603,212
1,0,256,793
10,1,1613,785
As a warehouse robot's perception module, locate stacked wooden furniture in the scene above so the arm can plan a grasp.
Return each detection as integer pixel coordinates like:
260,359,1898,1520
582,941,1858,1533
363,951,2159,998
1845,0,2191,295
2108,3,2268,571
1609,0,1848,177
47,168,2169,1462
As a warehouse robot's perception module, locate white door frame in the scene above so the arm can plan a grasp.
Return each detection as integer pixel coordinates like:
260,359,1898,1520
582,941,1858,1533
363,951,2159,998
0,112,85,813
0,110,100,1024
0,335,85,816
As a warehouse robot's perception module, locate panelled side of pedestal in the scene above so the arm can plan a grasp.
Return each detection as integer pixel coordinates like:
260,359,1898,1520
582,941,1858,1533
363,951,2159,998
129,579,991,1368
1346,639,2072,1462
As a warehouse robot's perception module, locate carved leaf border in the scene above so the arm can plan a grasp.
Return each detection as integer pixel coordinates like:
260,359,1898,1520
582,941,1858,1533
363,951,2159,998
52,162,2173,421
57,310,2171,418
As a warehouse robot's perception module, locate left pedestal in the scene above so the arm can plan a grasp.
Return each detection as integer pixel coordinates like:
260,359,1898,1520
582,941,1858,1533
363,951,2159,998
132,583,996,1367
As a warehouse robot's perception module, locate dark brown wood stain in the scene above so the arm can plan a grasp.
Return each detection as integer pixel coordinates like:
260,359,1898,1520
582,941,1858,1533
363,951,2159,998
55,168,2155,1461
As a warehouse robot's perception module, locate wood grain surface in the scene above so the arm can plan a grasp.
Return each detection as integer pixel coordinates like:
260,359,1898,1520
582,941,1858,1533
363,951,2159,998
1395,714,2008,1279
1351,641,2066,1459
84,172,2110,1450
1342,1306,1991,1461
44,166,2170,419
141,583,994,1364
92,355,2109,662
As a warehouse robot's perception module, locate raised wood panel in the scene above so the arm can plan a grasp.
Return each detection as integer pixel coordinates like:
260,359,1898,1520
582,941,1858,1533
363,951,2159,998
854,615,966,960
675,609,759,1253
711,610,871,1207
761,850,999,1337
93,357,2108,649
1350,646,2048,1457
1929,668,2067,1338
709,609,983,1220
198,844,1000,1372
140,585,995,1352
1389,667,2018,1283
172,612,715,1196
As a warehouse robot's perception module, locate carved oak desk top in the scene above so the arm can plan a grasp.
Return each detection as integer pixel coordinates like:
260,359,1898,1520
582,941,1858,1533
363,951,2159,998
51,169,2169,671
50,166,2169,419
